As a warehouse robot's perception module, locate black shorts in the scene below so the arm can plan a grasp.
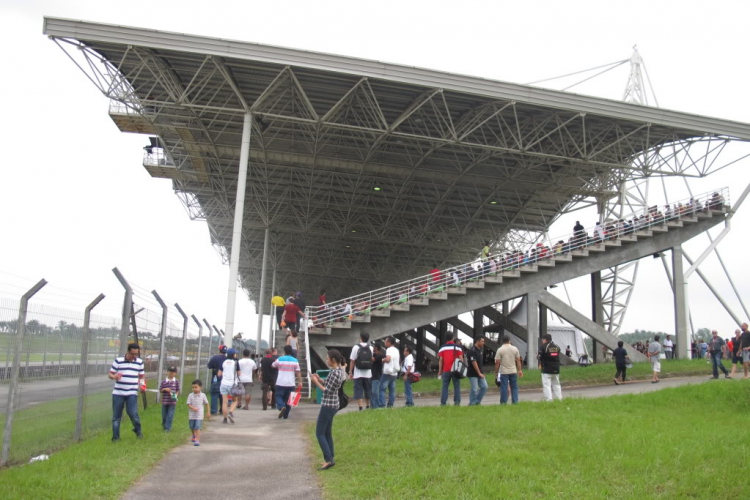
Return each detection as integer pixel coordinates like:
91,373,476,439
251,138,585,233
732,353,742,364
353,378,372,400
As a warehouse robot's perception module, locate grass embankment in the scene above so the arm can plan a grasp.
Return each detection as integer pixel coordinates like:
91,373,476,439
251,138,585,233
396,358,715,396
0,375,198,464
0,399,192,499
313,381,750,499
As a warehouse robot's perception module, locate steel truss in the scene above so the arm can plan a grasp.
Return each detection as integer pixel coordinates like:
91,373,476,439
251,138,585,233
49,35,750,307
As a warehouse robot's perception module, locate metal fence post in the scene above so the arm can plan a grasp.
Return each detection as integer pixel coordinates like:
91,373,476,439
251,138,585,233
192,315,203,380
152,291,168,403
1,279,47,466
203,319,212,384
75,293,105,442
113,268,133,356
174,303,188,387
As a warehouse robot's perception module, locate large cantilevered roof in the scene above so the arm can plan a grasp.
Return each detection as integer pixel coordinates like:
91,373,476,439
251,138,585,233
44,16,750,306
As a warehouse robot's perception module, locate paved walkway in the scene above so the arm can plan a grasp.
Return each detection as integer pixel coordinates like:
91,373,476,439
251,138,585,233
123,375,715,499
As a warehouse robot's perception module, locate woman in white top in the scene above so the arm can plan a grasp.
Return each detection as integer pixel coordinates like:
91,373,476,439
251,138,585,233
402,346,415,407
286,332,299,358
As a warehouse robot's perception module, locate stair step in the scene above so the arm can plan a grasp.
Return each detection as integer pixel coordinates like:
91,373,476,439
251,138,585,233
666,221,683,228
619,234,637,242
309,327,331,335
571,249,588,258
391,303,410,312
501,270,521,278
331,320,352,329
537,260,555,268
650,225,668,233
484,275,503,284
427,291,448,300
604,240,621,247
519,265,538,273
371,308,391,317
465,281,485,289
351,315,372,323
681,216,698,223
409,297,429,306
554,254,572,262
447,286,467,295
587,244,605,253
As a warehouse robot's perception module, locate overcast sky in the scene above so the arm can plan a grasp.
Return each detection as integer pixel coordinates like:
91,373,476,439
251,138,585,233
1,0,749,344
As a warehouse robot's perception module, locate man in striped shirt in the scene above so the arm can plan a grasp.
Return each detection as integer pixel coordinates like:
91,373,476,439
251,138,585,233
272,345,302,419
109,343,145,441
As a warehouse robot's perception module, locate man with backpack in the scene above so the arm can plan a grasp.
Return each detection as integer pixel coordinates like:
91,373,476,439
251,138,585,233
437,333,465,406
538,333,562,401
349,332,373,411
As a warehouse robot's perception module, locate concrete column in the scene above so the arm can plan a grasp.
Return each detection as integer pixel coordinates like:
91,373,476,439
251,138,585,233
223,112,252,346
673,246,689,359
396,333,404,358
416,328,424,370
539,304,548,339
502,301,509,316
255,226,270,353
473,309,483,340
439,320,448,346
526,293,539,369
591,271,603,363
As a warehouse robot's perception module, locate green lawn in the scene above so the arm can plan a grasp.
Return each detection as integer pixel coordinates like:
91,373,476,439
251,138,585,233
0,398,192,499
312,380,750,499
396,358,716,396
0,375,196,464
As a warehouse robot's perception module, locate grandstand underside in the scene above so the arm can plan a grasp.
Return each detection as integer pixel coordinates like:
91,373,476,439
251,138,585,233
44,17,750,307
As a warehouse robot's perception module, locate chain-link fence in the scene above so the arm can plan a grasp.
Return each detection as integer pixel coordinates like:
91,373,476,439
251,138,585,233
0,278,215,466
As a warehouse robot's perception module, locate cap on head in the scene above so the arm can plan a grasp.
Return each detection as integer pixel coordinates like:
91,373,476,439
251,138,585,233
227,348,237,357
167,366,177,372
219,344,227,354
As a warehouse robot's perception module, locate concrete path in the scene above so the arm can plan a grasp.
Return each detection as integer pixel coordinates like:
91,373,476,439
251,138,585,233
122,375,717,500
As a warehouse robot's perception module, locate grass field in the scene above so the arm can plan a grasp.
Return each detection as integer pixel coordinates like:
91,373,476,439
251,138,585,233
0,375,197,464
0,399,192,499
312,380,750,499
394,358,718,396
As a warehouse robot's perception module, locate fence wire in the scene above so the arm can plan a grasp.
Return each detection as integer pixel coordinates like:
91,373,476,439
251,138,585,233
0,289,212,466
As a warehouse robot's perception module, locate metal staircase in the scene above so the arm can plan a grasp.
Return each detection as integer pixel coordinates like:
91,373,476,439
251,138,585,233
303,189,730,370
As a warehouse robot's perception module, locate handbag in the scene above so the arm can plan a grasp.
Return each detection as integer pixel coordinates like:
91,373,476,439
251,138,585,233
288,385,302,407
407,371,421,383
338,381,349,410
229,360,245,397
451,344,468,379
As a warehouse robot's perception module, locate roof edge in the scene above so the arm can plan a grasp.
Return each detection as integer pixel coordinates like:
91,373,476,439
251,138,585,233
43,16,750,141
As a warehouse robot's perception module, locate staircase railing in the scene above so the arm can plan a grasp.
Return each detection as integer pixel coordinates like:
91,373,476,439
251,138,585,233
304,315,312,399
307,187,729,327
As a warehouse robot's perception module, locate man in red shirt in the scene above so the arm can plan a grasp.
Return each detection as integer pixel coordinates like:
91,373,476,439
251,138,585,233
437,333,465,406
429,265,442,290
283,298,305,334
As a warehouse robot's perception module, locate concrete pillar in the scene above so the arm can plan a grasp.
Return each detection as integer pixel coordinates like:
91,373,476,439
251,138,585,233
673,246,689,359
526,293,539,369
439,320,447,346
472,309,483,340
396,333,404,358
416,328,425,370
539,304,548,339
223,112,253,346
591,271,603,363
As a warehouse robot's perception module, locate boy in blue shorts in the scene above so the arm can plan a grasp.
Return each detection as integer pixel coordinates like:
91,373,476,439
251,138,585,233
186,380,210,446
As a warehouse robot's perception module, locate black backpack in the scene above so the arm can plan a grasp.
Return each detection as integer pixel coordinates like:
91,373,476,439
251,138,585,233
354,343,373,370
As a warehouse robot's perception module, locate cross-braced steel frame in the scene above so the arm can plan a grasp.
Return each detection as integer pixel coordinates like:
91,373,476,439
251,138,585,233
44,18,750,310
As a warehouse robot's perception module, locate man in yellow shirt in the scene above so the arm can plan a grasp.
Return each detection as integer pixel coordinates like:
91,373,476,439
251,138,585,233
271,295,285,329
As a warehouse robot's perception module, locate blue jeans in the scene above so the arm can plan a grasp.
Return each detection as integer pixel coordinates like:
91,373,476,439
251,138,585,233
379,375,396,407
161,404,176,430
316,405,338,463
468,376,488,405
112,394,141,440
276,385,295,418
441,372,461,405
371,378,381,409
711,352,728,378
210,378,222,415
404,377,414,406
500,373,519,404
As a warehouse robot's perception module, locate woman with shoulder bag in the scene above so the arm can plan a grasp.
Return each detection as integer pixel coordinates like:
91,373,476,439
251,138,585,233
310,349,347,471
